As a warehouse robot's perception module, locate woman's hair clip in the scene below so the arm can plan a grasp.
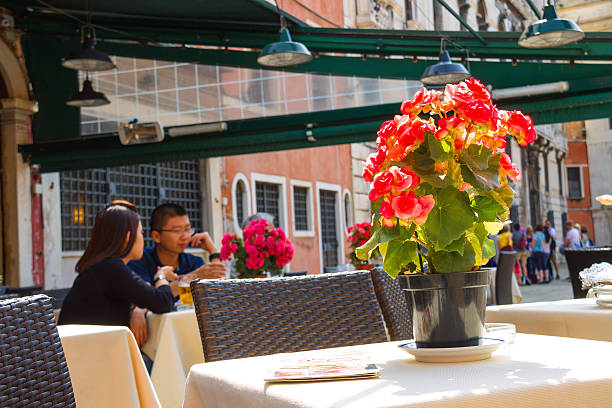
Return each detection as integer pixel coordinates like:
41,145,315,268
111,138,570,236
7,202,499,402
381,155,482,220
107,199,138,213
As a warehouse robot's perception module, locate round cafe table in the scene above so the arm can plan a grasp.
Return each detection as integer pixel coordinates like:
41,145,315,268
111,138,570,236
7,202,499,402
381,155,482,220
141,309,204,408
58,324,161,408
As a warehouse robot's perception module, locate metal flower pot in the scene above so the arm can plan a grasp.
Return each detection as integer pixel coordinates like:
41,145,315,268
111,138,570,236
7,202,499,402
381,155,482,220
398,269,489,348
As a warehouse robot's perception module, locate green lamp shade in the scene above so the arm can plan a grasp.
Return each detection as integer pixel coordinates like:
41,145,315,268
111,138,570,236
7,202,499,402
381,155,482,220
420,51,470,85
518,4,584,48
62,37,116,71
66,78,111,107
257,28,313,67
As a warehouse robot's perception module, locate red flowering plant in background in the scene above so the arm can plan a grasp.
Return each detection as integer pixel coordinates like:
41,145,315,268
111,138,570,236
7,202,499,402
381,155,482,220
357,78,536,277
220,219,294,278
347,222,373,268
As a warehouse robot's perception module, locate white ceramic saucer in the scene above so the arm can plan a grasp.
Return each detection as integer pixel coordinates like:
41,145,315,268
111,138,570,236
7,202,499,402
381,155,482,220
398,338,505,363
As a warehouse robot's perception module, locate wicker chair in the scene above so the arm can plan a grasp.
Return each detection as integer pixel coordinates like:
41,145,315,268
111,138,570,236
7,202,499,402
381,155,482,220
0,295,76,407
282,270,308,277
190,271,388,362
369,267,413,341
0,294,18,301
564,247,612,298
495,251,517,305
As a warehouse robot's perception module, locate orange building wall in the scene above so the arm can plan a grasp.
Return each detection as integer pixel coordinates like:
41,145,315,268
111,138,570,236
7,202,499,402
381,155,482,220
279,0,344,27
565,138,595,241
224,145,353,274
218,0,352,274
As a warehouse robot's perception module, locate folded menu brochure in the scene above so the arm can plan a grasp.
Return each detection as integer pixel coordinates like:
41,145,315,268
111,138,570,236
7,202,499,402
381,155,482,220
264,349,380,383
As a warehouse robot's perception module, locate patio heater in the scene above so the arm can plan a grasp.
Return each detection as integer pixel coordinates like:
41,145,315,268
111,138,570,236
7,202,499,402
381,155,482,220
518,1,584,48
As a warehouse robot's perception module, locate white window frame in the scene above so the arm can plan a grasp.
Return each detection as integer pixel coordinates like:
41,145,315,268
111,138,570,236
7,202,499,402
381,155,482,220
316,182,345,273
343,189,354,234
251,172,288,230
564,164,585,199
290,179,315,237
231,173,251,235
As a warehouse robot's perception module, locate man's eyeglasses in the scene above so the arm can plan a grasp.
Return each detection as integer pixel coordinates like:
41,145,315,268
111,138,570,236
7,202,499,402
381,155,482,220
156,228,195,236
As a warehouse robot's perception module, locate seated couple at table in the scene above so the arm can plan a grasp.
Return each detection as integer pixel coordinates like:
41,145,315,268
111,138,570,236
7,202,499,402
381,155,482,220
59,201,226,368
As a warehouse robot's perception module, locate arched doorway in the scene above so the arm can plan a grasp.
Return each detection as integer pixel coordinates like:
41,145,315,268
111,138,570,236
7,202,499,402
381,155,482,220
0,34,37,286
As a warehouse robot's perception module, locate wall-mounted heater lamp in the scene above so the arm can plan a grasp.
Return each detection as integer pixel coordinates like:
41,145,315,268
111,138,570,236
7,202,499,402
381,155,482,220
167,122,228,137
491,81,569,100
118,121,164,145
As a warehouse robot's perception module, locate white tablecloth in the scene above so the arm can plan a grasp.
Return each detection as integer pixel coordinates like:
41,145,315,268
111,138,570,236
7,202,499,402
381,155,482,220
58,325,161,408
141,309,203,408
486,298,612,341
183,334,612,408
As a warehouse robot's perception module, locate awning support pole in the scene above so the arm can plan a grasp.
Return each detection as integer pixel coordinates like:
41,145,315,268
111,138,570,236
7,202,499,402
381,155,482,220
435,0,488,45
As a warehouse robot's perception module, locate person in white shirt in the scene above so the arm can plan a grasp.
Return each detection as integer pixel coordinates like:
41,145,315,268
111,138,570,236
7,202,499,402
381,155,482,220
561,221,581,254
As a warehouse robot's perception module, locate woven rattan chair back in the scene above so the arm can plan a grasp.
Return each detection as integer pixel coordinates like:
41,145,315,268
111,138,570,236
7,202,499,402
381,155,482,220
191,271,388,362
369,267,413,341
0,295,76,407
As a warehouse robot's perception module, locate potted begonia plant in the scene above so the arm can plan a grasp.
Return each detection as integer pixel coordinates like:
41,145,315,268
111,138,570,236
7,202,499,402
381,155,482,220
357,78,536,347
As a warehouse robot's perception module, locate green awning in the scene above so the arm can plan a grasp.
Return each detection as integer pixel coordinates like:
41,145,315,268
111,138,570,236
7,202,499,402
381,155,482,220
5,0,612,171
20,76,612,172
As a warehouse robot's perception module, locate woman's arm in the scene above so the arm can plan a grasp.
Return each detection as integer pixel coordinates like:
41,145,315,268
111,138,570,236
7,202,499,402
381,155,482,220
110,261,175,313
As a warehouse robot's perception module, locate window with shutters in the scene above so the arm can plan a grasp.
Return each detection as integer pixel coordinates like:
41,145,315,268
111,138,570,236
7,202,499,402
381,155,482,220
291,181,314,236
566,166,583,198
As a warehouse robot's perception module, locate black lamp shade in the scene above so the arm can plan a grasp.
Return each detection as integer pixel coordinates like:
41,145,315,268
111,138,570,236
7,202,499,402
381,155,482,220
257,28,312,67
518,4,585,48
420,51,470,85
62,37,116,71
66,78,110,107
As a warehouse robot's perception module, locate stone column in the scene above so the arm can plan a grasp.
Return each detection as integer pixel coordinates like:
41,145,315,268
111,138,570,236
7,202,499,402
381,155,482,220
0,98,37,286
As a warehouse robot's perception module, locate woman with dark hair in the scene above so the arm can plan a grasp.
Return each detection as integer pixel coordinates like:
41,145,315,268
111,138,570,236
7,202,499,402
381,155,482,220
59,203,176,327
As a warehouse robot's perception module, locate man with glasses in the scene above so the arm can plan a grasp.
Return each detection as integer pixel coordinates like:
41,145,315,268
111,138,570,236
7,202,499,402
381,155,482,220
128,203,226,285
127,203,226,349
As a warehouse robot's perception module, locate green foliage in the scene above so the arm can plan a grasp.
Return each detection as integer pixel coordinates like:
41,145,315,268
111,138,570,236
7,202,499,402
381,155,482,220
379,240,419,278
358,83,533,276
427,133,452,162
422,187,475,249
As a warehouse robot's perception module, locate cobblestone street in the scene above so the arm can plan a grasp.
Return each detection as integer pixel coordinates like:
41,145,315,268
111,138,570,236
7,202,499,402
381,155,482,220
519,259,574,303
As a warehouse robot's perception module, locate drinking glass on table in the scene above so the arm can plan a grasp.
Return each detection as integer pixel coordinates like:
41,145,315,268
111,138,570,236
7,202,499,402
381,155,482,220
177,274,196,309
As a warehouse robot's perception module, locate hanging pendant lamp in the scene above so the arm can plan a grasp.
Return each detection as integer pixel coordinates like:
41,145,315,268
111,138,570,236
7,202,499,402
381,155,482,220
518,3,584,48
62,33,116,71
257,27,313,67
421,47,470,86
66,74,110,107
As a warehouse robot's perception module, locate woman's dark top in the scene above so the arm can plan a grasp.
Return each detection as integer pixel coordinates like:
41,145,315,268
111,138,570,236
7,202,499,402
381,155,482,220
58,258,174,327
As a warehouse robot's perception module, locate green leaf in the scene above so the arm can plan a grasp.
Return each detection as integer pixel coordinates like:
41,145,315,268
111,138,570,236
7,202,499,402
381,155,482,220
471,195,506,222
427,133,452,162
483,221,504,235
461,164,488,191
356,227,381,261
463,144,493,170
489,184,515,211
402,145,435,176
379,240,419,278
422,187,475,249
466,224,496,266
379,222,414,244
481,236,496,261
435,234,466,254
429,244,476,273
